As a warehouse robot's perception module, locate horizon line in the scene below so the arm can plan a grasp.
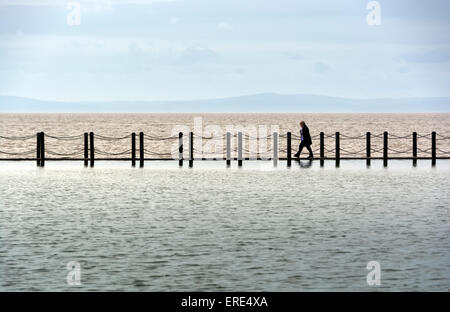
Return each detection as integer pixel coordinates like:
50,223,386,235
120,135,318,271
2,93,450,103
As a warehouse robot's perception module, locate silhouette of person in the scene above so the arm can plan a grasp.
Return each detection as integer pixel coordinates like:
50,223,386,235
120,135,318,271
294,121,313,159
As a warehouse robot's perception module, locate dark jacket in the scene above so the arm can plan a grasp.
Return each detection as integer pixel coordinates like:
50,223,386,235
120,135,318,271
300,125,312,146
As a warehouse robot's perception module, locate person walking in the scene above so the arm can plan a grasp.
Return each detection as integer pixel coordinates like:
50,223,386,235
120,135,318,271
294,121,313,159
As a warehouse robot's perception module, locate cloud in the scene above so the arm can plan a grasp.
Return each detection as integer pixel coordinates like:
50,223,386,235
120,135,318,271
169,16,179,24
314,62,329,73
217,22,232,30
284,52,306,61
0,0,179,14
400,48,450,63
2,0,450,100
0,0,178,6
177,46,218,65
0,0,64,5
396,66,409,74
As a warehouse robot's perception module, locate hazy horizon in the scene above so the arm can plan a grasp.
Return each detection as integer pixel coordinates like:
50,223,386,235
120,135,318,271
1,93,450,113
3,92,450,103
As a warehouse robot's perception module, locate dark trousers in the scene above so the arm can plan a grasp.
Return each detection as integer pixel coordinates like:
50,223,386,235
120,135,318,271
294,141,313,158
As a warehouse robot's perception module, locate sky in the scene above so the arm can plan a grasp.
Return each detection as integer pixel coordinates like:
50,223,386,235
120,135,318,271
0,0,449,101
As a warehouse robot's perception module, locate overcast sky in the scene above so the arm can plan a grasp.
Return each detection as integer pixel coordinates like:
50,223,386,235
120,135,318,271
0,0,449,101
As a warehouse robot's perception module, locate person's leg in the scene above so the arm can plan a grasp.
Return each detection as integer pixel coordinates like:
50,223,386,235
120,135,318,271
306,144,314,158
294,141,305,157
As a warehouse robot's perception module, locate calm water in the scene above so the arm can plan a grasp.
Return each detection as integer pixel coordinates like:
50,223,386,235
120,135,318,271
0,160,449,291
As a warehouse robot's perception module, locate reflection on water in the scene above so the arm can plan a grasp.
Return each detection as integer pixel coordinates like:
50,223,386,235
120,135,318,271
297,159,313,168
0,160,449,291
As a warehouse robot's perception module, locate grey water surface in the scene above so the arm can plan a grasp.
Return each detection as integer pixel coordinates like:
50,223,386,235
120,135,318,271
0,160,449,291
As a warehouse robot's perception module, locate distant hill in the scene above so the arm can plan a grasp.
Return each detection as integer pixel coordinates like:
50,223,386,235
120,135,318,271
1,93,449,112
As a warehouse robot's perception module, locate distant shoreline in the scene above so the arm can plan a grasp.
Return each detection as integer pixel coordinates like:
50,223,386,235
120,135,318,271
1,93,450,113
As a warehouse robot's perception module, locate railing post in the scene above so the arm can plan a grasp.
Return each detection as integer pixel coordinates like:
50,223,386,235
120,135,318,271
84,132,89,167
383,131,388,167
226,132,231,167
179,132,183,167
189,132,193,168
36,132,41,167
89,132,94,168
273,132,278,166
287,132,291,167
432,131,436,167
40,132,45,167
320,132,324,167
131,132,136,167
412,132,417,167
366,132,371,167
139,132,144,168
335,132,340,168
238,132,243,167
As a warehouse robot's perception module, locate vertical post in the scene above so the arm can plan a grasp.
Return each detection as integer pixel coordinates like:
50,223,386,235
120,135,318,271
189,132,193,168
273,132,278,166
40,132,45,167
238,132,243,167
139,132,144,168
320,132,324,167
131,132,136,167
366,132,371,167
412,132,417,167
84,132,89,167
89,132,94,168
226,132,231,167
178,132,183,167
287,132,291,167
383,131,388,167
431,131,436,167
36,132,41,167
335,132,340,168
